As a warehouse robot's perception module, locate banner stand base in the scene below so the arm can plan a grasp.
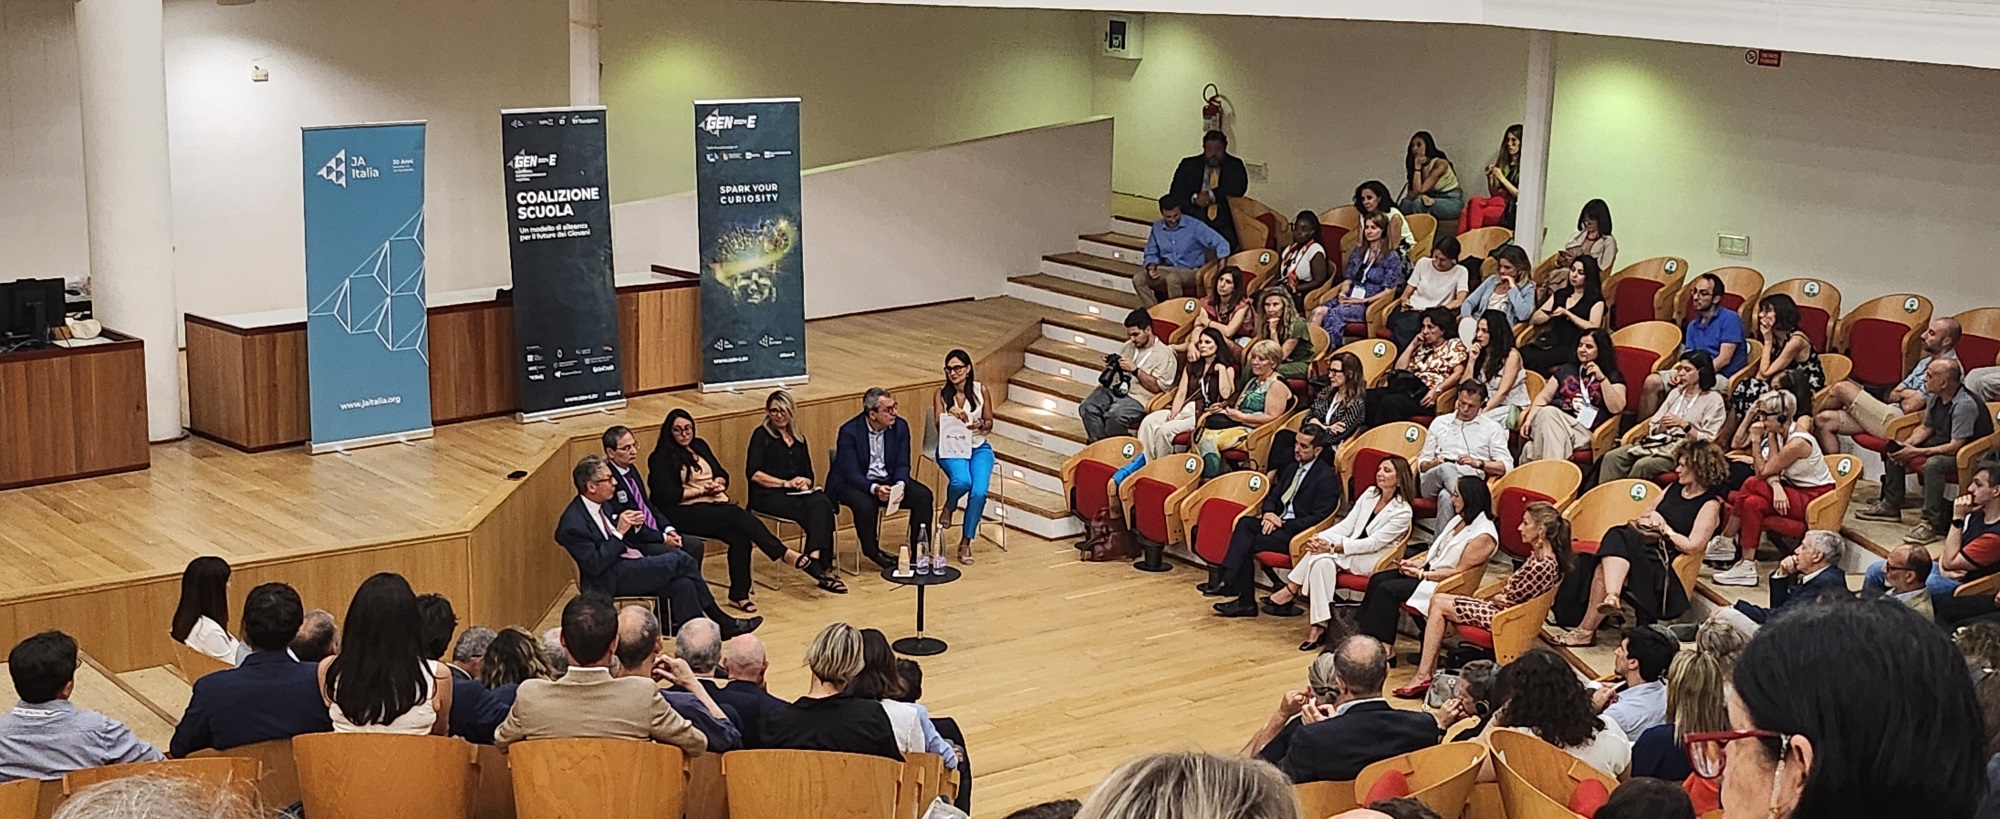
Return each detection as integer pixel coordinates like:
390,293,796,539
701,375,809,395
517,398,628,425
310,428,435,456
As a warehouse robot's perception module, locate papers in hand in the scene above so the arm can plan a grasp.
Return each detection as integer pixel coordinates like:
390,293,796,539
938,414,976,460
885,482,906,515
787,487,819,495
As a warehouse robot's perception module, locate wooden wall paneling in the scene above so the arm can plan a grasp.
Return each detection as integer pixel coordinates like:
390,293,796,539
185,319,250,446
617,290,642,397
634,287,700,394
0,336,148,489
429,305,518,425
466,443,582,631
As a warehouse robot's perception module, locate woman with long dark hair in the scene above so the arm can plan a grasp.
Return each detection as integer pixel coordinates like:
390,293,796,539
1188,265,1251,351
1311,214,1406,345
746,388,840,578
1396,501,1570,700
1469,310,1529,430
1521,328,1626,462
1461,124,1522,232
1491,648,1631,776
1139,327,1237,461
1725,293,1824,444
1353,179,1415,252
171,556,243,665
318,572,452,734
846,628,958,769
649,408,842,612
1267,350,1364,475
1397,131,1464,222
1519,255,1606,374
935,349,995,564
1354,475,1498,648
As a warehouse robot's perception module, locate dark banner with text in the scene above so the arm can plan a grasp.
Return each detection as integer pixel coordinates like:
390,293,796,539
694,98,808,390
502,106,625,421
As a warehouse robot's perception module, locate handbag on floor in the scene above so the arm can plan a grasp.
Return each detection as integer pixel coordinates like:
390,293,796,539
1079,505,1140,562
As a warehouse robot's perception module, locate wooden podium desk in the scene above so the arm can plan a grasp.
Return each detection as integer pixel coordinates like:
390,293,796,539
184,272,699,452
0,330,150,489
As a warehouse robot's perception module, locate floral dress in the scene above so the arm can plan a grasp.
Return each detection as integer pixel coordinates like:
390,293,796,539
1321,248,1408,339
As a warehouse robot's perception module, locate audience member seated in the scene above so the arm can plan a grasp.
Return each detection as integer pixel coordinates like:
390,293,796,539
1311,215,1405,346
828,388,940,570
0,631,161,781
762,623,903,761
291,609,338,663
895,658,972,810
171,555,244,666
1251,637,1443,784
475,627,554,720
1857,359,1994,546
1264,456,1416,649
1367,308,1470,425
1556,199,1618,275
1459,245,1536,333
493,593,707,754
613,609,740,753
1630,619,1742,782
1395,502,1570,699
1876,544,1937,621
1553,441,1726,646
1193,339,1292,478
848,629,959,771
1441,660,1500,742
1275,213,1328,310
1519,256,1606,375
1188,265,1252,350
1864,463,2000,624
1596,778,1696,819
1075,751,1297,819
1355,477,1497,648
1460,124,1522,232
1715,598,1985,818
1466,310,1530,431
1639,273,1746,419
1397,131,1465,222
1253,288,1316,381
558,454,758,637
708,634,786,748
1727,530,1849,626
1080,309,1181,443
450,626,495,681
1601,351,1726,483
1355,180,1415,253
1141,327,1238,460
936,349,996,563
1202,429,1342,619
1816,317,1960,453
746,389,841,579
1490,648,1632,777
1169,130,1248,251
1388,236,1469,350
1708,390,1837,587
318,573,452,735
170,582,332,757
1340,798,1448,819
1594,626,1678,738
1133,194,1230,308
1267,351,1364,475
1521,329,1626,462
1415,383,1512,533
50,776,249,819
1724,294,1825,443
1959,625,2000,817
1006,801,1082,819
651,409,835,611
415,594,501,745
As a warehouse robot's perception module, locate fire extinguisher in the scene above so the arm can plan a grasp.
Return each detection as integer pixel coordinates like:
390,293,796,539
1201,84,1225,133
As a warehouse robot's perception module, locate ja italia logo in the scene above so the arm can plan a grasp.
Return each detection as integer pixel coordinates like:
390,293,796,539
317,150,380,188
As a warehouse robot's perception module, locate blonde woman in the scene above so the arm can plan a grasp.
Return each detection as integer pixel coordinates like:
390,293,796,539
1396,501,1570,699
760,623,903,760
1074,752,1300,819
1193,339,1292,477
1138,327,1237,460
1629,641,1732,780
745,389,841,583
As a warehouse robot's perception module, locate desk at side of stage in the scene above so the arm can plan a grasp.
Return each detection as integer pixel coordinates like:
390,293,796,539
0,331,149,489
184,272,700,452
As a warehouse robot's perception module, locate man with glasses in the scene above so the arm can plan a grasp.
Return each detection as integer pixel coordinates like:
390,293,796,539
1636,273,1745,419
602,425,705,565
0,631,161,781
1876,544,1936,622
828,388,935,570
1817,317,1961,454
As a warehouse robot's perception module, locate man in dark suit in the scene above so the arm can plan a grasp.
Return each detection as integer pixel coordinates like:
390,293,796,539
556,455,760,637
706,633,788,748
828,387,936,570
1248,636,1442,784
169,583,332,757
1206,428,1342,617
602,424,706,564
1733,529,1851,624
1168,130,1250,250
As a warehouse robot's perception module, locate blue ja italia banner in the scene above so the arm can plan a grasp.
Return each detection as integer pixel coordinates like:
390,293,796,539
301,122,433,454
693,98,808,390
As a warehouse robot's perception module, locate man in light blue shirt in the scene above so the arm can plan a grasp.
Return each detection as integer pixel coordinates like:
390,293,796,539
1132,194,1229,308
1595,625,1676,739
0,631,161,782
1638,272,1745,419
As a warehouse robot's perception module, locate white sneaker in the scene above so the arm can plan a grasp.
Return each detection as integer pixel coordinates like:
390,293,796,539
1704,535,1738,563
1712,559,1761,587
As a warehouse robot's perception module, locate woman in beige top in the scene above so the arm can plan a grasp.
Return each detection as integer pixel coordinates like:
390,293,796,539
1554,199,1617,276
1598,350,1727,482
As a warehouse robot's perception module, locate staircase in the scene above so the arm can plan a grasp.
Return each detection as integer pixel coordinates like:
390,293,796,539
966,217,1155,541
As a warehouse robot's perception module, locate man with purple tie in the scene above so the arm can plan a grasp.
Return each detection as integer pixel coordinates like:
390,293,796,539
601,425,707,565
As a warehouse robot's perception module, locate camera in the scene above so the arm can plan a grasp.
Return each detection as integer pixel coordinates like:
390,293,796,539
1098,353,1132,397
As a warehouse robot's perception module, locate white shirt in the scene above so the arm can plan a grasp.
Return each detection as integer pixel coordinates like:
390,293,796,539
1407,514,1498,613
1332,697,1388,717
1499,720,1631,777
880,700,926,755
581,497,621,541
184,616,245,666
1419,412,1513,471
1314,488,1415,574
1406,258,1469,310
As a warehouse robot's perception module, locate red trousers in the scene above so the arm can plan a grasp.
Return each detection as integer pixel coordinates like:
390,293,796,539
1728,480,1833,550
1460,195,1512,232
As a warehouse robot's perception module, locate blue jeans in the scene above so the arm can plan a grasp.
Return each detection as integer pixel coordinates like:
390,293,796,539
940,443,994,541
1861,559,1961,597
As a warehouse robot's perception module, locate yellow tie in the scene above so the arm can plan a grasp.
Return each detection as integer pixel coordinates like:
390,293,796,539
1204,167,1221,219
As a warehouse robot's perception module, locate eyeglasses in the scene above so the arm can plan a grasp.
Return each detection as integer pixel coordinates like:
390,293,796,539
765,407,789,415
1684,729,1788,779
944,363,969,373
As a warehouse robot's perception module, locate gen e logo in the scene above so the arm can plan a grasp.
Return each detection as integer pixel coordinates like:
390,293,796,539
1182,299,1198,314
1664,259,1679,273
1120,442,1136,459
1373,342,1389,358
1629,483,1650,501
1803,281,1822,298
1183,456,1201,474
1404,426,1420,443
1249,475,1264,491
1904,297,1922,314
1258,251,1274,266
1836,457,1854,477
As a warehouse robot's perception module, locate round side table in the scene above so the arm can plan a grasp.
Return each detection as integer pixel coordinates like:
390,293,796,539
880,565,961,656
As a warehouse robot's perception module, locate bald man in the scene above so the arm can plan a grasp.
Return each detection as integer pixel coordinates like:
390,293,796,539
613,608,740,752
1816,317,1960,452
705,633,787,748
1859,358,1994,546
1256,636,1442,784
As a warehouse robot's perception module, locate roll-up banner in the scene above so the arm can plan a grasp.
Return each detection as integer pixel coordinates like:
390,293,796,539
693,98,808,391
301,122,434,454
502,106,626,422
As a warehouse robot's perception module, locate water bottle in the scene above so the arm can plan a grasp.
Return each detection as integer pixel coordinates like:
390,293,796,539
914,523,932,575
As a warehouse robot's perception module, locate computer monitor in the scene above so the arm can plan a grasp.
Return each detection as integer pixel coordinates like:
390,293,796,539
0,278,69,347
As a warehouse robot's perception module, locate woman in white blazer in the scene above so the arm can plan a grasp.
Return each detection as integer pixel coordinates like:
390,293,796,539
1260,456,1416,651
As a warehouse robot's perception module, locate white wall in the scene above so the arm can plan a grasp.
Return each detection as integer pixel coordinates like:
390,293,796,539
1092,14,1530,220
0,0,87,284
612,118,1112,319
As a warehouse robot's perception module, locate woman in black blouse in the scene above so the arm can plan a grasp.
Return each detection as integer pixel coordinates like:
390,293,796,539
1519,255,1605,375
746,390,841,579
761,622,904,761
649,408,845,612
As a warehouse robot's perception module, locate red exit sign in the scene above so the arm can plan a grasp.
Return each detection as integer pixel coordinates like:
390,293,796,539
1745,49,1783,68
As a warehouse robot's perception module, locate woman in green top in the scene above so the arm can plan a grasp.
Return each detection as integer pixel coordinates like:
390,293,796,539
1251,288,1314,380
1194,339,1294,477
1397,131,1464,222
1463,124,1521,231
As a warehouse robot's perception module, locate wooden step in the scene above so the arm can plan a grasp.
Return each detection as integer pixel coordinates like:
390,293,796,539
1044,250,1144,280
1026,337,1109,371
1042,312,1129,342
994,400,1087,445
1010,368,1093,404
994,476,1068,518
988,434,1068,477
1007,274,1140,312
1081,231,1146,251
